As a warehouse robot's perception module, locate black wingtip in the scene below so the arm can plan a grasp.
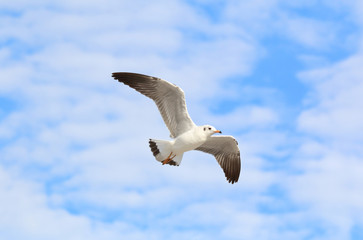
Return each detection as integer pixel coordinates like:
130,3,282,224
112,72,129,80
112,72,150,79
226,169,240,184
227,178,237,184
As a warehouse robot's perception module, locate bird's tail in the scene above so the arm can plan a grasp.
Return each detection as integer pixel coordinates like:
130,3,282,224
148,139,183,166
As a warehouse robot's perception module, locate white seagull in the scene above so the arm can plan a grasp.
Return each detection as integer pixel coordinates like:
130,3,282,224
112,72,241,184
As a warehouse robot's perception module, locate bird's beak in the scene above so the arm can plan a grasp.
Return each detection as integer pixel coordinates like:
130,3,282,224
214,130,222,134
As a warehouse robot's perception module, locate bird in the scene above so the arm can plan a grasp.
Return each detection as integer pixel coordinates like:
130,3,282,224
112,72,241,184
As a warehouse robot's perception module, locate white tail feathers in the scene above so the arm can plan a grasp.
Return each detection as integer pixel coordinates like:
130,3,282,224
149,139,172,161
148,139,183,166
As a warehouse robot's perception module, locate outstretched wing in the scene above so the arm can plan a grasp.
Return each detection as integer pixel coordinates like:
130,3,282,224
112,72,196,138
196,135,241,184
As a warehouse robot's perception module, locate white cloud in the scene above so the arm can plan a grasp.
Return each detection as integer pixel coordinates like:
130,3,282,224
279,16,337,49
0,1,279,238
298,54,363,142
289,52,363,238
1,0,363,239
223,0,280,34
0,166,136,240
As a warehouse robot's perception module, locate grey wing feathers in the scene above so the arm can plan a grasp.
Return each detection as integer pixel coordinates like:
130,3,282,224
112,72,196,138
196,135,241,184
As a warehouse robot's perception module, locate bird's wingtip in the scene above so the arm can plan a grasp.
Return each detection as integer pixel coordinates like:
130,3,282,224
111,72,118,79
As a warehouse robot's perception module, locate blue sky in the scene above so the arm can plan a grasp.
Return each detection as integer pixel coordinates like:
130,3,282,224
1,0,363,239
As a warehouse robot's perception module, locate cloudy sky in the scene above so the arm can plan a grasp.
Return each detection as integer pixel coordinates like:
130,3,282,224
1,0,363,239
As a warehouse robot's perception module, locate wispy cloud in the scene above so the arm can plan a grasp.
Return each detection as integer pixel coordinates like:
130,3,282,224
1,0,362,239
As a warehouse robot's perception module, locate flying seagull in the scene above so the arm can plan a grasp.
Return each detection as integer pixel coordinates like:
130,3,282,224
112,72,241,184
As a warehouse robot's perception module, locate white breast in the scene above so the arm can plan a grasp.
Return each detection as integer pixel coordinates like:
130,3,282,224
172,127,207,155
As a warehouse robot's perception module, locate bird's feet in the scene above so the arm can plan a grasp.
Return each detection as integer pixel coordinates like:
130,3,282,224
162,152,176,165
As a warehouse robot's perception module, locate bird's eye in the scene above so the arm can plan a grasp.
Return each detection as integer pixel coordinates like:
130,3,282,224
208,127,211,130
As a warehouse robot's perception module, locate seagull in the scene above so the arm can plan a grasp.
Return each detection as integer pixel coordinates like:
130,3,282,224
112,72,241,184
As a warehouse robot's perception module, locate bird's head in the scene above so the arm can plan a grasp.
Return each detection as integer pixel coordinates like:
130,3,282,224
202,125,222,136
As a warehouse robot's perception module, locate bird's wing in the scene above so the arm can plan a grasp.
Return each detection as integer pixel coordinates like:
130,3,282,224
112,72,196,138
196,135,241,184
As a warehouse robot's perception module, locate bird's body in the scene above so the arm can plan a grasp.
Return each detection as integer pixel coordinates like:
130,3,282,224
112,72,241,183
149,125,217,165
173,126,210,154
